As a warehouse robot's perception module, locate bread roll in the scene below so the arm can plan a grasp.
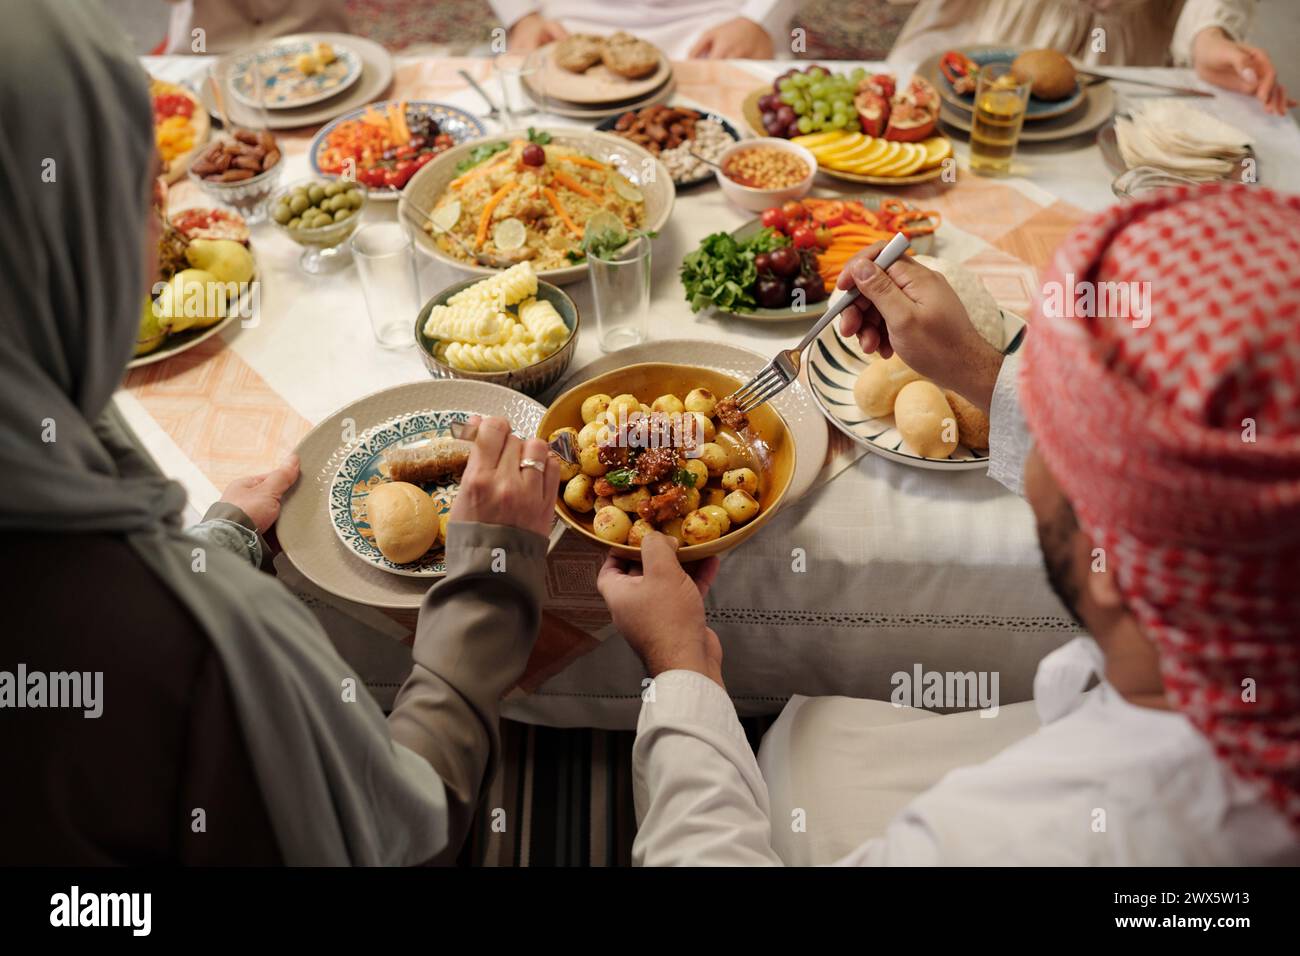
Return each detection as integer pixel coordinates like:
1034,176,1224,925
943,389,990,449
1010,49,1077,101
853,354,923,418
895,381,959,459
366,482,438,563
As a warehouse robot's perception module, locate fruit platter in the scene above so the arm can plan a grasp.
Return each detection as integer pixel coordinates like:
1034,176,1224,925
681,196,938,322
743,65,951,185
133,182,258,367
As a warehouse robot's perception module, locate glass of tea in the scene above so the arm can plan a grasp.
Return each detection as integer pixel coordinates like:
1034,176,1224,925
970,63,1031,176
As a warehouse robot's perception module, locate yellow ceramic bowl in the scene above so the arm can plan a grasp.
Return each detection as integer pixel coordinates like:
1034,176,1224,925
539,363,796,562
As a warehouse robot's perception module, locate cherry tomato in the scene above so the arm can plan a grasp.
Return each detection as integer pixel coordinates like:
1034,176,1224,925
782,200,809,222
414,150,437,169
814,227,834,249
760,207,787,232
791,225,818,250
358,167,387,188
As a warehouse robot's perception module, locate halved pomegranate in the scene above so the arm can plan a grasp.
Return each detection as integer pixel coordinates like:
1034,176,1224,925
884,76,939,142
854,74,895,137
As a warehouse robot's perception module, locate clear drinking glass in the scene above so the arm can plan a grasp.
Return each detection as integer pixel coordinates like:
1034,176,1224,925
588,235,651,352
351,223,420,349
969,62,1031,177
494,50,543,127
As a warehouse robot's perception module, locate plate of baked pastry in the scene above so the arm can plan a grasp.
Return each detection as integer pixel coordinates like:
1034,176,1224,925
529,33,672,110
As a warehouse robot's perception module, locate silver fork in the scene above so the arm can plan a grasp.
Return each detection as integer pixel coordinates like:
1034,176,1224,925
450,419,578,464
728,232,911,415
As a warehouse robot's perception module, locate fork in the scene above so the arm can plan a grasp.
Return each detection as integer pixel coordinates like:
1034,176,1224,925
727,232,911,415
450,419,578,464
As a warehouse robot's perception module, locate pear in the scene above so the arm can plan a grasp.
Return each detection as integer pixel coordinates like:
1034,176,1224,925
185,238,254,285
155,269,227,332
135,296,169,356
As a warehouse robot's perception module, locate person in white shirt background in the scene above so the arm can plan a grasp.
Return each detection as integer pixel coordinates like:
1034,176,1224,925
598,183,1300,865
492,0,794,59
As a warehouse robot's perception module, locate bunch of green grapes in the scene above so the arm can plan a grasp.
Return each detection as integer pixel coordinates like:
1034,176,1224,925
763,66,869,136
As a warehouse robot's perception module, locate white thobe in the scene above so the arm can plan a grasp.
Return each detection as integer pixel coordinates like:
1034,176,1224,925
631,352,1300,865
489,0,795,60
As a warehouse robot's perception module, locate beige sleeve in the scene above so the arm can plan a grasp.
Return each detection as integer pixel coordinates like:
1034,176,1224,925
387,521,547,861
1171,0,1254,67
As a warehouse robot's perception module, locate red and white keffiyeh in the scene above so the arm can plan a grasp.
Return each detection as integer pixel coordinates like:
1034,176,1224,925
1020,183,1300,830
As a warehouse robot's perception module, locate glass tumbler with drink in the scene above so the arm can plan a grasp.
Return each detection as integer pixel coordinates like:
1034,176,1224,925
970,63,1031,176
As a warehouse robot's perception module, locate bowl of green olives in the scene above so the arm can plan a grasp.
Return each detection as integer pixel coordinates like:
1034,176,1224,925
269,177,368,274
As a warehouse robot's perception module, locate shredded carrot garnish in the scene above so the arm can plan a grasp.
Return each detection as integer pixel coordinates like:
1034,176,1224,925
450,156,512,191
543,187,582,236
560,156,608,170
551,170,601,201
476,182,517,248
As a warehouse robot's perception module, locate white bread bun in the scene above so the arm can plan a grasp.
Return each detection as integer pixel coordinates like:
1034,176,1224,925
853,353,924,418
366,481,438,564
895,380,958,459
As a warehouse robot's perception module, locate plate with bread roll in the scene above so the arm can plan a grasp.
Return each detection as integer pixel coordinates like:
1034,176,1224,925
277,379,549,606
328,411,477,576
806,255,1026,471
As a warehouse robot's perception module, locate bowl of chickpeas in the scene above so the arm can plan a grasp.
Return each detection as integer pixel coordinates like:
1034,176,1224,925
714,138,816,212
538,363,796,561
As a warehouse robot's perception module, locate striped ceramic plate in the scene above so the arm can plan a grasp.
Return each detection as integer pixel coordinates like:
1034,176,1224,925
806,306,1026,471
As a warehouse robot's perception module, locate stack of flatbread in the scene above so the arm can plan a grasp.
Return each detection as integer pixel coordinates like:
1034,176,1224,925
1114,100,1252,181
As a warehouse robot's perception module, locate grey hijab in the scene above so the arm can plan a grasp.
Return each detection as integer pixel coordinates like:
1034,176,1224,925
0,0,447,864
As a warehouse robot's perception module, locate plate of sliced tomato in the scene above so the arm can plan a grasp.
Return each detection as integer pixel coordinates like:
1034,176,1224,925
310,100,486,199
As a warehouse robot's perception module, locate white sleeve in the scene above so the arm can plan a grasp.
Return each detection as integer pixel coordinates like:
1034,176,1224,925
1170,0,1254,67
631,670,784,866
738,0,796,42
489,0,541,30
986,350,1031,498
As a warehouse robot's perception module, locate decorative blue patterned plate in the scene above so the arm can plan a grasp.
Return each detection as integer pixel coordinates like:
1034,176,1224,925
231,38,363,110
806,307,1026,471
328,409,470,577
309,101,487,200
936,45,1085,121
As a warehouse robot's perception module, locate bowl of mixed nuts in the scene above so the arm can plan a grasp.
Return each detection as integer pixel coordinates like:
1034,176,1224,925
597,104,741,187
187,128,284,224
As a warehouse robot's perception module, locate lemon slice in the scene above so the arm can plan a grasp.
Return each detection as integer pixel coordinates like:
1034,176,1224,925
429,199,461,234
825,137,890,170
919,136,953,170
493,217,526,250
584,210,626,245
612,176,643,203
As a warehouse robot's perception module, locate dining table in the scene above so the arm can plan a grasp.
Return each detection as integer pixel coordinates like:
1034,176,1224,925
125,52,1300,729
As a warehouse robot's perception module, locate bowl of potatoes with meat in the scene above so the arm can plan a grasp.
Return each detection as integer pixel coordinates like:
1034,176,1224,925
538,363,796,561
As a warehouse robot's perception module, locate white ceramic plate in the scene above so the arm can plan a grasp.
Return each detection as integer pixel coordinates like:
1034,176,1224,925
196,33,395,130
806,308,1026,471
549,339,830,503
278,380,550,608
230,38,363,109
